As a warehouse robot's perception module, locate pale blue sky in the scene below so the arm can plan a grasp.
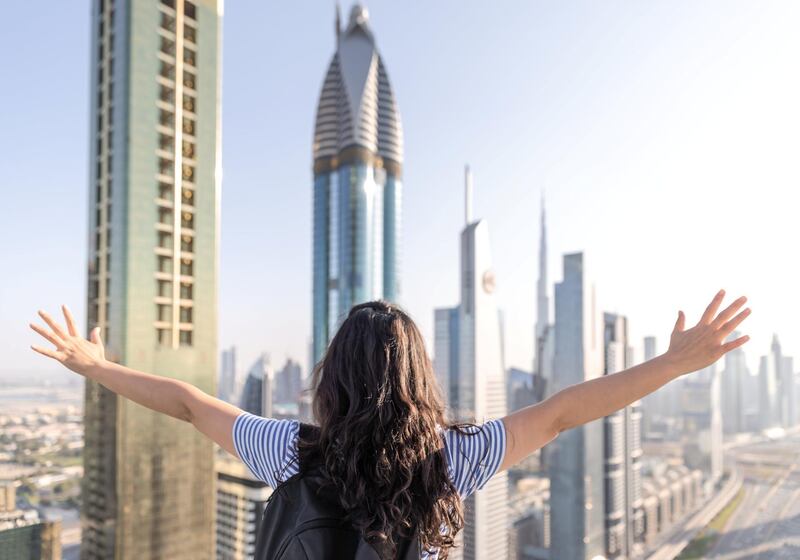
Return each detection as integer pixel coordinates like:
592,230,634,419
1,1,798,381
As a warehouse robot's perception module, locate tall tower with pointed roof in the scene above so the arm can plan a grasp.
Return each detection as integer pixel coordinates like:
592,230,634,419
312,4,404,362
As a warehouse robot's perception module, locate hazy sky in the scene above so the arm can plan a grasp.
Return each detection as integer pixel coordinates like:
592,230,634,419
1,1,798,382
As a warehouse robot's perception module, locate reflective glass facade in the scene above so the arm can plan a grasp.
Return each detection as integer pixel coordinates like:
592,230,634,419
313,163,401,361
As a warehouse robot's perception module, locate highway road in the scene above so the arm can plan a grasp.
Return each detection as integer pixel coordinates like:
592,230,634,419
709,434,800,559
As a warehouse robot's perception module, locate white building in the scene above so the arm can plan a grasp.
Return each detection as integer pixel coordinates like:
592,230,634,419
433,166,508,560
215,457,272,560
721,331,748,434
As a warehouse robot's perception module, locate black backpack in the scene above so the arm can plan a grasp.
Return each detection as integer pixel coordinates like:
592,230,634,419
253,423,423,560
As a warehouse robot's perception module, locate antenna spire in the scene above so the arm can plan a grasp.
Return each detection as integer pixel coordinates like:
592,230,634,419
464,164,473,225
335,2,341,45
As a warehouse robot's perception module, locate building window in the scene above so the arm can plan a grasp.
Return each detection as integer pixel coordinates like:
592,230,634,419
158,182,173,200
181,235,194,253
184,2,196,20
159,84,174,103
159,36,175,56
159,61,175,81
179,306,193,323
180,282,193,300
184,24,196,43
181,211,194,229
157,328,172,346
157,255,173,273
183,70,196,90
182,140,195,159
160,12,175,32
180,258,193,276
179,330,193,346
182,164,195,182
182,117,195,135
157,231,173,249
157,279,172,297
159,109,174,127
182,188,193,203
160,0,175,8
183,48,196,67
158,133,174,152
158,158,174,177
158,207,173,225
182,94,195,113
157,304,171,322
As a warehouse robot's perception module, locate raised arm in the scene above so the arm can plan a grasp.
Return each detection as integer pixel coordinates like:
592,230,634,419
499,290,751,471
29,305,243,457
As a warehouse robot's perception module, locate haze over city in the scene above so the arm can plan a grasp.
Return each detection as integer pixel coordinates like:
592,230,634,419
3,2,800,560
1,1,798,379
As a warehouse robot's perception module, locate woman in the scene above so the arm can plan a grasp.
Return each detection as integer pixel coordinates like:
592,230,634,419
29,290,749,559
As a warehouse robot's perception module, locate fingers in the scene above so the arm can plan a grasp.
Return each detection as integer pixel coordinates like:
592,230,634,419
712,296,747,328
672,310,686,334
721,334,750,354
38,310,68,341
29,323,64,349
30,345,65,361
90,327,103,346
62,304,78,337
700,289,726,324
720,308,752,337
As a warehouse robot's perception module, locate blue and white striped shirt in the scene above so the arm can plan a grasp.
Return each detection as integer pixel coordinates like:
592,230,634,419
232,412,507,560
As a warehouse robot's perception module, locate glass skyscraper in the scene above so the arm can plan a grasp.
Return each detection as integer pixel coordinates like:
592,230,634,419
83,0,221,557
312,4,403,362
549,252,606,560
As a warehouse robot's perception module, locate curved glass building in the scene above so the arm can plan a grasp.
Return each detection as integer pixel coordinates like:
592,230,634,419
312,4,404,362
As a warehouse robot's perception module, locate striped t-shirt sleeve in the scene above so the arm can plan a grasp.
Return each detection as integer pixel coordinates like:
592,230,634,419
443,418,507,499
232,412,300,488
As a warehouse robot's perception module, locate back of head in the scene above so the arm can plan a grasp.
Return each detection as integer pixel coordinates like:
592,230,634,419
308,300,463,557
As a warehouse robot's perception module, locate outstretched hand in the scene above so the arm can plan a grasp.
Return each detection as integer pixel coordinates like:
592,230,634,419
30,305,107,377
665,289,751,375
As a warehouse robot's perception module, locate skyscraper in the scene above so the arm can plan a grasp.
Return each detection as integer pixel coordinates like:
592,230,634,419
83,0,221,556
215,457,272,560
219,346,238,403
549,252,606,560
759,353,779,430
682,365,723,481
721,331,748,434
772,335,797,428
239,353,274,418
533,195,554,402
433,167,508,560
603,313,644,558
312,4,403,362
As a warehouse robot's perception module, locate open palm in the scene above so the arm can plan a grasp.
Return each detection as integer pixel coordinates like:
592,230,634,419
29,305,106,376
666,290,751,375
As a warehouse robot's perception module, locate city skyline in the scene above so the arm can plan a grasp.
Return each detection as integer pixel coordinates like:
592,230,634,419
2,1,799,382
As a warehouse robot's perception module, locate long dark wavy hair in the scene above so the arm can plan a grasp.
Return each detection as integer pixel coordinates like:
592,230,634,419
304,300,465,558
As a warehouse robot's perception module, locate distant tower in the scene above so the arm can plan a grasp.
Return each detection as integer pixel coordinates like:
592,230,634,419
534,194,549,371
682,365,723,482
312,4,404,362
239,354,274,418
603,313,644,557
721,331,748,434
759,353,779,429
772,335,796,427
433,167,508,560
549,252,606,560
219,346,238,404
